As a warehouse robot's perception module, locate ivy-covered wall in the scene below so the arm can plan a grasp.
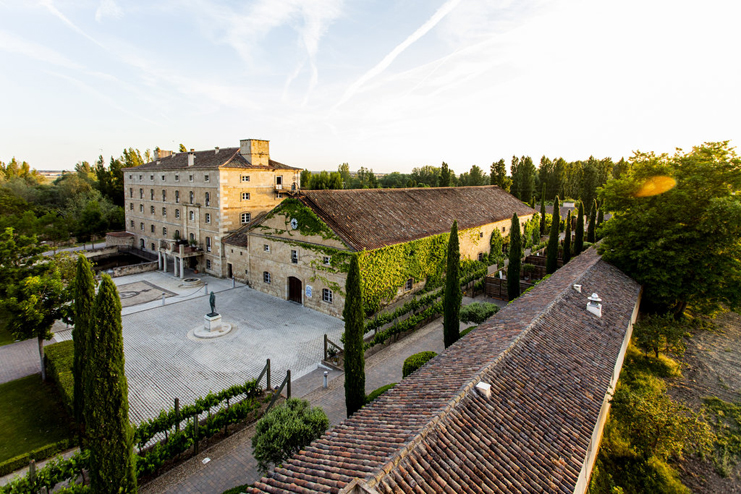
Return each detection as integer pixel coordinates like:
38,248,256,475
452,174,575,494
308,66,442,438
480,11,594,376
226,197,535,317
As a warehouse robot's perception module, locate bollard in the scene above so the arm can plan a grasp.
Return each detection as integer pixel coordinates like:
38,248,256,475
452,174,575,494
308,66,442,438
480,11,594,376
232,277,236,288
162,292,165,306
205,283,209,295
323,371,328,389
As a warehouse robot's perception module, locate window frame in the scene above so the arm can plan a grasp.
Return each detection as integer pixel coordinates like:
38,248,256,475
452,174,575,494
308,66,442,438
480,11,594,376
263,271,271,284
322,288,333,304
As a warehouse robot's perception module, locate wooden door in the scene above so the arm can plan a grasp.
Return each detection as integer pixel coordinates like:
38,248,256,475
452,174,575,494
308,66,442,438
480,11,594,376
288,277,302,304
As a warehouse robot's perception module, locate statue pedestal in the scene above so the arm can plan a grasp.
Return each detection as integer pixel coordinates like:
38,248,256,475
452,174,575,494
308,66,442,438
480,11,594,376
204,313,222,332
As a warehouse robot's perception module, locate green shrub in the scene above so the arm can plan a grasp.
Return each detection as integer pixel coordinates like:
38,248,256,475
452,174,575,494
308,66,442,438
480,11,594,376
222,484,253,494
0,439,74,477
402,351,438,378
365,383,397,405
459,302,499,324
460,326,477,337
45,340,75,417
252,398,329,474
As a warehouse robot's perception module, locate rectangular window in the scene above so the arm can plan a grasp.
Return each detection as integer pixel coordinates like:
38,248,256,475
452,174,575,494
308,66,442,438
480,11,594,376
291,250,298,264
140,222,144,230
175,190,180,203
162,207,167,217
175,174,179,182
263,271,271,284
130,220,134,227
241,192,250,200
241,212,251,224
205,213,211,223
138,175,142,180
405,278,413,291
263,244,270,253
277,193,283,199
139,189,143,199
478,252,485,262
150,189,154,200
206,237,211,252
129,203,133,210
162,227,167,236
140,204,144,212
189,191,194,204
189,174,193,182
150,224,155,233
162,190,166,201
161,175,165,181
206,259,212,269
276,176,283,186
189,211,195,221
175,209,180,219
241,175,250,182
150,205,155,214
323,256,331,265
205,192,210,206
150,174,154,181
129,188,133,198
322,288,333,304
205,174,209,182
479,231,484,238
129,174,132,180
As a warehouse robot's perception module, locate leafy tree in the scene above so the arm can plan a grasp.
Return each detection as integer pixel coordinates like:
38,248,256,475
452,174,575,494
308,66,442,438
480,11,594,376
490,159,511,192
300,170,312,188
343,254,365,417
488,228,504,266
600,142,741,315
328,171,343,189
563,211,572,264
539,186,546,236
464,165,488,186
439,162,451,187
459,302,499,324
72,255,96,435
574,201,585,256
443,221,462,348
507,214,522,300
338,163,351,187
411,165,440,187
587,199,597,243
86,275,137,493
179,143,187,153
252,398,329,474
633,314,688,359
546,197,560,274
511,156,536,201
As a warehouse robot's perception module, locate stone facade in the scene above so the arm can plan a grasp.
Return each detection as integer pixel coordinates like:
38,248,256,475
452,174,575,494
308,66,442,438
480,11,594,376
123,140,301,278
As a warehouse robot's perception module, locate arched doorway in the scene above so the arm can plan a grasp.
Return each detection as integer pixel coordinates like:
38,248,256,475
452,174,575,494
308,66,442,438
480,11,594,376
288,277,302,304
139,238,145,249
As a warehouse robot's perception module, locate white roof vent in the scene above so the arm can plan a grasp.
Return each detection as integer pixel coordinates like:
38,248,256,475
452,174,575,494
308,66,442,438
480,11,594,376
573,284,582,293
215,147,220,154
587,293,602,318
475,381,491,399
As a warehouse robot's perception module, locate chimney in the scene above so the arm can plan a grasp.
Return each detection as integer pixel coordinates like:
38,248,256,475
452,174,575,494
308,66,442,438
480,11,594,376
215,147,220,154
187,150,195,167
239,139,270,167
475,381,491,398
587,293,602,318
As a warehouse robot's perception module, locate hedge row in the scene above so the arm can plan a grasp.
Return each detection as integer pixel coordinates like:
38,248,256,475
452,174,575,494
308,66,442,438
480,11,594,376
0,439,74,478
402,352,438,378
44,340,74,418
365,301,443,351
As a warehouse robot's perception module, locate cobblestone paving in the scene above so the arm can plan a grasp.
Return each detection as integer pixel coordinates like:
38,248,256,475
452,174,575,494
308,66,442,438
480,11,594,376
121,286,344,425
141,317,454,494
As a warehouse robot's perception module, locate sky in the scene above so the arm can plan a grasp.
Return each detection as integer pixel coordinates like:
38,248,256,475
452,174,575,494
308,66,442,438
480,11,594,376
1,0,740,174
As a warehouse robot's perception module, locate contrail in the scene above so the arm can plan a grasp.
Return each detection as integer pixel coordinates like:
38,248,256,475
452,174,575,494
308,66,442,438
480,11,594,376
333,0,463,110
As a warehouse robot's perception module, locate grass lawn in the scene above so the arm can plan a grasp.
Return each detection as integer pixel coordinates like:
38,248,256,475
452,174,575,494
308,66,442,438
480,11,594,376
0,375,75,463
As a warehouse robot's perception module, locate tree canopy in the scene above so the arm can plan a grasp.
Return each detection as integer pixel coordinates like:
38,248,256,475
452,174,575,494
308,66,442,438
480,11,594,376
599,141,741,315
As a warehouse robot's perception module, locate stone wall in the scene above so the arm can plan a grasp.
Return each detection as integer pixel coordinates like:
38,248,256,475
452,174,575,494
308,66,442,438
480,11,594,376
110,260,159,278
105,233,134,248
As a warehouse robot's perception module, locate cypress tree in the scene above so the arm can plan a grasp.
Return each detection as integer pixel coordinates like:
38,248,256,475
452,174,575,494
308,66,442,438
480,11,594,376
343,254,365,417
73,255,95,442
507,214,522,300
563,211,572,264
539,184,546,236
574,201,585,255
443,221,462,348
587,199,597,243
596,206,605,240
86,275,137,493
546,197,560,274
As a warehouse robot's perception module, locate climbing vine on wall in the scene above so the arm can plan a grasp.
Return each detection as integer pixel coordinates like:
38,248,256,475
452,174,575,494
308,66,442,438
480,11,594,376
262,198,342,241
523,213,541,249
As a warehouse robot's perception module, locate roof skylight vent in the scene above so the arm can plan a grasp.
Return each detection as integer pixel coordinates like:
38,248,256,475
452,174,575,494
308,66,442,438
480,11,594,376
475,381,491,398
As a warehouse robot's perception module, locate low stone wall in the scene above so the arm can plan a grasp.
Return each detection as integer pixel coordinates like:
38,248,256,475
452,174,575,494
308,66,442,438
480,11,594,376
106,233,134,248
81,246,119,259
109,261,159,278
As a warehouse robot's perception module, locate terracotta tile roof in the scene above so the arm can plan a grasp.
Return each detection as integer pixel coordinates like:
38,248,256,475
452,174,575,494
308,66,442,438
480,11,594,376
123,147,300,171
299,186,536,251
249,248,640,494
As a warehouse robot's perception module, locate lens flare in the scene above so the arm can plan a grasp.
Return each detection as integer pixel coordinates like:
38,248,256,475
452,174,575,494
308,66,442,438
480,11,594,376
634,176,676,197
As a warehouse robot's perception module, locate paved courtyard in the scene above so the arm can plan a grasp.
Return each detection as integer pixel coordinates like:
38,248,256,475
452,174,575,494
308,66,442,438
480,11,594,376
119,285,344,425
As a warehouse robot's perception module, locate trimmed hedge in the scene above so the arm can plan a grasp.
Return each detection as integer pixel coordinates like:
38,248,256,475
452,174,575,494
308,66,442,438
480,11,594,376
459,302,500,325
460,326,477,338
0,449,89,494
365,383,397,405
0,438,74,477
44,340,75,417
402,351,438,378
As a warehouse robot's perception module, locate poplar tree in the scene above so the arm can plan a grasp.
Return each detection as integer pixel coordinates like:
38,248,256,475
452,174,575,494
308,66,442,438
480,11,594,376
574,201,585,255
563,211,572,264
539,185,546,236
507,214,522,300
546,197,560,274
587,199,597,243
86,275,137,493
73,255,95,438
443,221,462,348
343,254,365,417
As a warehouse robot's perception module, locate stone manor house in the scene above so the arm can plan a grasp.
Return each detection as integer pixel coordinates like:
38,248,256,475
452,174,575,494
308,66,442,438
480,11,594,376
122,139,301,277
122,140,535,317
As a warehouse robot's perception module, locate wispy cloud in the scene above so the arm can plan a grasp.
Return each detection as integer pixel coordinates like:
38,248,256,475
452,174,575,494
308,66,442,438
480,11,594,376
39,0,105,49
95,0,123,22
333,0,463,109
0,29,82,69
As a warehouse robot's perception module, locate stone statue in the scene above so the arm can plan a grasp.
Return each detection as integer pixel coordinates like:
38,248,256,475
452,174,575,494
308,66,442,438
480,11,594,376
209,291,217,315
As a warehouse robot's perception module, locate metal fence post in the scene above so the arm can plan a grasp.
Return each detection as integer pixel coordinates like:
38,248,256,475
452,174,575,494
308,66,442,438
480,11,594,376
174,398,180,433
287,370,291,399
324,334,328,361
267,358,271,390
193,415,199,455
